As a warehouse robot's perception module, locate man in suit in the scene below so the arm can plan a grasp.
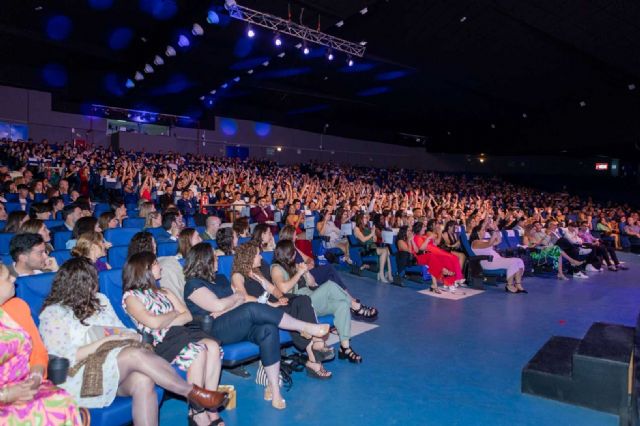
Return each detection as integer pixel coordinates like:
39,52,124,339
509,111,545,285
49,204,81,235
251,196,278,235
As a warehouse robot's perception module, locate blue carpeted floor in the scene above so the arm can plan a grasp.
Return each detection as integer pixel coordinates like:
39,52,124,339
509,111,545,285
160,253,640,426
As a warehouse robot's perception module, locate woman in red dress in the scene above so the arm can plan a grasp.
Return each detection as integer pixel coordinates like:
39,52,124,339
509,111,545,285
411,220,465,292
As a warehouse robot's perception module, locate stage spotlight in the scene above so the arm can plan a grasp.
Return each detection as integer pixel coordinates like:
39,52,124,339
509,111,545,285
233,76,240,82
134,71,144,81
327,51,334,61
165,45,176,56
303,46,310,55
153,55,164,65
199,96,205,100
192,23,204,36
125,79,135,88
210,89,216,94
221,83,228,88
295,43,302,49
262,61,269,66
247,69,254,74
144,64,154,73
335,20,344,27
360,7,368,15
276,146,282,152
277,52,286,58
274,34,282,46
178,35,190,47
207,10,220,24
247,27,255,38
347,58,354,67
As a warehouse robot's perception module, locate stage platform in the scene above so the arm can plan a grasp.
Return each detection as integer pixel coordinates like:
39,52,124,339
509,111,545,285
160,253,640,426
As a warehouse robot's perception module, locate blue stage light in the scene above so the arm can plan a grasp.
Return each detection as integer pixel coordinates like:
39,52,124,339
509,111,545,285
207,10,220,24
178,35,190,47
247,28,255,38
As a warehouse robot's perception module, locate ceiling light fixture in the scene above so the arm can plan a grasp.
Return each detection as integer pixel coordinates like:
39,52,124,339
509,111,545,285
165,45,176,56
347,57,354,67
210,90,217,94
247,27,255,38
335,20,344,27
153,55,164,65
134,71,144,81
277,52,286,58
178,35,190,47
327,51,334,61
303,45,310,55
274,34,282,46
359,7,368,15
144,64,154,73
192,23,204,36
247,69,254,74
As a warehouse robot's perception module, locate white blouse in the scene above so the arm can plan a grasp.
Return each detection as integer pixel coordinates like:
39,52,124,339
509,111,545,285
39,293,132,408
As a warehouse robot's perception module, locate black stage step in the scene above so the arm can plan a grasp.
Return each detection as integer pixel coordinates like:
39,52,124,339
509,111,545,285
522,322,635,422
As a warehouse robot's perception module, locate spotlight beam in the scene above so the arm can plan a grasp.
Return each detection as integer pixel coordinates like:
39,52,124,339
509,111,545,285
224,1,365,57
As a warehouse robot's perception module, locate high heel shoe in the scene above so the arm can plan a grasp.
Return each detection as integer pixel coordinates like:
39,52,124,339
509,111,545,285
429,286,442,294
515,283,528,294
264,387,286,409
338,346,362,363
505,285,518,294
300,323,330,340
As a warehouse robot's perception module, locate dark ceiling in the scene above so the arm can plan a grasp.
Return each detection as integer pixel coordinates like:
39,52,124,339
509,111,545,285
2,0,640,158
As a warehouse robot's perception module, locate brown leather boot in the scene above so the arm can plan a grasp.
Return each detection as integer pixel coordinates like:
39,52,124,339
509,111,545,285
187,385,229,410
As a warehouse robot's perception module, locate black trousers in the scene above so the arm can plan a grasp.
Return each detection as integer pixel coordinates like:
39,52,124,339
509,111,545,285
279,295,317,351
210,303,284,367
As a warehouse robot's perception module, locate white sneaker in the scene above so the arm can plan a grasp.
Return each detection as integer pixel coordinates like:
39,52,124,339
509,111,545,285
573,271,589,279
579,248,592,256
585,264,598,272
448,286,457,293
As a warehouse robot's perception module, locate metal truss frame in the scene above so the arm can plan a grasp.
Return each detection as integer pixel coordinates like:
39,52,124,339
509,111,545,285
225,1,366,57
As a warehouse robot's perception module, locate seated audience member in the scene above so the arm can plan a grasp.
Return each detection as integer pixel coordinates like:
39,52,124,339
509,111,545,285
138,201,156,219
250,223,276,252
18,219,54,254
200,216,221,241
98,211,119,231
177,190,197,218
0,202,7,221
144,211,162,229
4,211,28,233
0,263,85,425
111,200,128,225
546,220,589,279
596,215,621,249
39,257,227,424
28,202,52,220
8,233,50,277
440,220,466,269
563,222,603,272
397,226,440,293
411,221,465,292
578,221,627,271
67,216,101,250
250,196,278,234
232,217,250,238
316,210,353,264
49,204,81,234
271,240,362,363
278,225,377,320
122,252,227,426
183,242,330,410
214,228,236,256
157,211,184,243
70,231,111,272
470,224,527,293
624,217,640,241
231,242,333,378
353,213,392,282
49,196,64,219
526,222,583,280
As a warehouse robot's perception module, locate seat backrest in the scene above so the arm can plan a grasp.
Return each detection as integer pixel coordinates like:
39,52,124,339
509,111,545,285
53,231,73,250
504,230,521,248
0,253,12,264
157,242,178,257
217,255,233,281
5,202,24,213
459,228,477,257
122,218,145,229
50,250,72,266
104,228,140,246
93,203,111,218
108,245,130,269
44,220,63,229
237,237,251,246
496,231,510,251
16,272,57,326
0,233,15,255
203,239,218,249
146,227,167,240
98,268,135,328
261,251,274,265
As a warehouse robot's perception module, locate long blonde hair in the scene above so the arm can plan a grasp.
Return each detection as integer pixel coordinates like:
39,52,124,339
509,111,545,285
71,231,105,260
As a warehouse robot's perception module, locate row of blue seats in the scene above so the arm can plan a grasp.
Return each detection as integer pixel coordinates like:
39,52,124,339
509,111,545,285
15,252,333,425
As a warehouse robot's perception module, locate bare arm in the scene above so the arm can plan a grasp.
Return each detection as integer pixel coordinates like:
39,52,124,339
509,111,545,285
124,294,181,329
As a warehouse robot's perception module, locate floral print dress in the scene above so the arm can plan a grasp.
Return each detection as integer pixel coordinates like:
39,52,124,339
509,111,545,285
122,289,205,371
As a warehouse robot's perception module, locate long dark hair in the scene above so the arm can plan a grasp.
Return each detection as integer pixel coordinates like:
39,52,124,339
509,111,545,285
42,257,101,325
128,231,155,258
250,223,271,250
184,242,217,283
469,224,483,243
273,239,298,278
72,216,98,239
215,227,235,255
178,227,197,258
4,211,27,233
412,221,423,235
396,226,409,243
123,251,158,293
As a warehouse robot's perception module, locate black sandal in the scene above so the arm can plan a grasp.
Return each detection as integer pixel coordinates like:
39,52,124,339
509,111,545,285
338,346,362,363
429,286,442,294
188,406,207,426
209,417,225,426
351,301,378,321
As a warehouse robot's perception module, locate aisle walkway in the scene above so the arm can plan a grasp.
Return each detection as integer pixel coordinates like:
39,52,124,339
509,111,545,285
161,254,640,425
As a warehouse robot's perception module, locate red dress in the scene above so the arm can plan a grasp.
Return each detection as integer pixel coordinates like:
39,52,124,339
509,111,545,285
413,234,463,286
295,227,314,258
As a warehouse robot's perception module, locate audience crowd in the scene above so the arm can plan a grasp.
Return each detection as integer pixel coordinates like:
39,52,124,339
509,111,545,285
0,139,637,425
